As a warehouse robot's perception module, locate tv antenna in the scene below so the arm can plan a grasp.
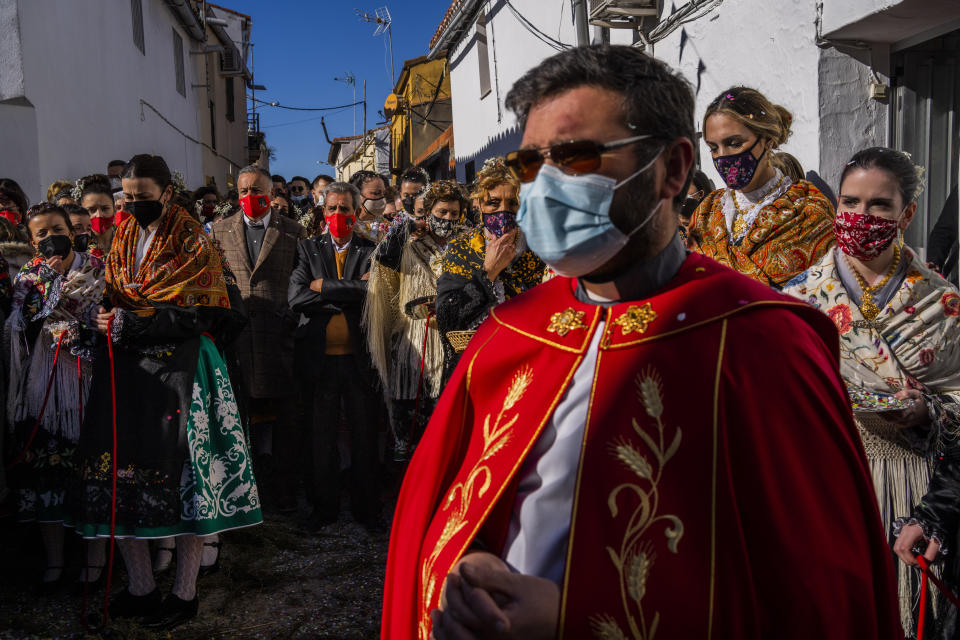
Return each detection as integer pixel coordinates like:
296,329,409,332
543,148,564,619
356,7,395,88
334,71,357,136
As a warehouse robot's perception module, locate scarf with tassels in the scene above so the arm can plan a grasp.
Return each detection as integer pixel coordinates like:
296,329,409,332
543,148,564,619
105,203,231,315
6,252,105,441
364,233,446,400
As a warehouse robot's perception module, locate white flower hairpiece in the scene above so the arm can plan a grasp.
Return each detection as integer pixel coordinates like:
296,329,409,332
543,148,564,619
171,171,187,194
914,164,927,199
71,178,85,202
213,202,233,217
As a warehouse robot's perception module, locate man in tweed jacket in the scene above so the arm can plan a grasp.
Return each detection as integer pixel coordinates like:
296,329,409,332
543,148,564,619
210,165,306,512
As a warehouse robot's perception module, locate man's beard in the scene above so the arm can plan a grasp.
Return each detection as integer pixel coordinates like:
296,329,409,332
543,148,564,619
602,171,667,267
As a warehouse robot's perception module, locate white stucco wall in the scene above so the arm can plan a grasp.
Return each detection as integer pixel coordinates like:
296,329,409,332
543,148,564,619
447,0,579,165
654,0,823,188
0,0,210,203
817,46,888,190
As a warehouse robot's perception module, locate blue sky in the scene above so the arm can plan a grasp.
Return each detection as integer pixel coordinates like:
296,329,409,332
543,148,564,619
224,0,454,180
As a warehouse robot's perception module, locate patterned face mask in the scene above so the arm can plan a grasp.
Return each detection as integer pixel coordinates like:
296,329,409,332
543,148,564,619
713,137,767,190
482,210,518,237
429,215,458,239
834,210,900,260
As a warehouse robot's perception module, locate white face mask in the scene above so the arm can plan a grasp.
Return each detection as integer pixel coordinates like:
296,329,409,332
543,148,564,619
364,197,387,217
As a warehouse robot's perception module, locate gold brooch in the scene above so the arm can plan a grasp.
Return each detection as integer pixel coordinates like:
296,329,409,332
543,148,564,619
613,303,658,336
547,308,588,337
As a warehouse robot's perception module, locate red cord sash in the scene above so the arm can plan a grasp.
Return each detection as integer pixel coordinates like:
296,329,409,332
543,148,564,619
5,331,66,470
916,555,960,638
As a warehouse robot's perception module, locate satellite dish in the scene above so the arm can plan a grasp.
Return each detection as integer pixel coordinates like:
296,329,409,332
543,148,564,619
384,93,399,116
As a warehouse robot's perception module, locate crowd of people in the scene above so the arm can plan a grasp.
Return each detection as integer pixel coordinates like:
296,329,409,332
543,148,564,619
1,42,960,638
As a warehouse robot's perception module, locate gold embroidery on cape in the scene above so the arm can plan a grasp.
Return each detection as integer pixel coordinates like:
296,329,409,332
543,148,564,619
419,367,534,640
547,308,588,337
613,303,658,336
591,368,684,640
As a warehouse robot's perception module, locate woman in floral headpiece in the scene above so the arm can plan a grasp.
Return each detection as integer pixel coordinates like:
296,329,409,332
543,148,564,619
363,180,470,460
784,147,960,637
690,87,835,288
435,157,545,381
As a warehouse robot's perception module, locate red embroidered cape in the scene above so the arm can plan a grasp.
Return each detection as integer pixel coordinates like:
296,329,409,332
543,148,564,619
690,180,836,288
382,253,900,639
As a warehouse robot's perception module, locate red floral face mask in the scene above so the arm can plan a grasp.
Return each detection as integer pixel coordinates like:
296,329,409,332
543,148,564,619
326,213,355,237
834,210,900,261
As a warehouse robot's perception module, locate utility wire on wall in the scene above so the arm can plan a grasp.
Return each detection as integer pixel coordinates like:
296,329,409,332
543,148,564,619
139,99,243,169
643,0,724,46
503,0,571,51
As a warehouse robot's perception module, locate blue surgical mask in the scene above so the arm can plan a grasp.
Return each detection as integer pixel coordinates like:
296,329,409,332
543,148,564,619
517,151,662,277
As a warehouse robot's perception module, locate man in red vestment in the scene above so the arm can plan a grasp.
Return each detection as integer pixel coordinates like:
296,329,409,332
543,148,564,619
383,45,901,640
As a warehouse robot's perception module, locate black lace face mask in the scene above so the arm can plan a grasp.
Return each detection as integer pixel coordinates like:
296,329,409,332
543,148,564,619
429,215,459,239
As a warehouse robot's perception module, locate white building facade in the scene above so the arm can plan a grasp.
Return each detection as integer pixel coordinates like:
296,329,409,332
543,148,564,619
430,0,960,259
0,0,252,203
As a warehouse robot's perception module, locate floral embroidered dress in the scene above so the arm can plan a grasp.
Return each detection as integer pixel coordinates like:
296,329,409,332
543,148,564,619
70,204,260,539
784,246,960,634
6,252,105,522
690,171,836,288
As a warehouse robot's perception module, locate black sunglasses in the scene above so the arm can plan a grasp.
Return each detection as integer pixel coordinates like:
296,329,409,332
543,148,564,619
505,134,654,183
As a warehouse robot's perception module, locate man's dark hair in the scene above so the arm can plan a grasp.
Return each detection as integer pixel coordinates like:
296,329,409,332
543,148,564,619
271,174,286,184
107,159,127,169
400,166,429,187
505,45,695,205
312,174,335,187
289,175,309,186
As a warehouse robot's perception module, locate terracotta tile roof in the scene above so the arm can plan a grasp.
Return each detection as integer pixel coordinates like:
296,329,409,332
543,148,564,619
429,0,464,51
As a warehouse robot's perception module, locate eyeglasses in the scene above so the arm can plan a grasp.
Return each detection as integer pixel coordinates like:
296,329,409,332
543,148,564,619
504,134,653,183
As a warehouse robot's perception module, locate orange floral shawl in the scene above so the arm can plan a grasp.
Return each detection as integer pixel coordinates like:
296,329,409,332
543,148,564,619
105,203,231,315
689,179,835,288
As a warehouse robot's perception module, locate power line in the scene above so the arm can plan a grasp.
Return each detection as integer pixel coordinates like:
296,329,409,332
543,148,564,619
250,96,366,112
504,0,570,51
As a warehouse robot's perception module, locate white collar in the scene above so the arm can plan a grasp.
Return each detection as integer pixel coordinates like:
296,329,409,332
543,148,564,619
243,211,272,228
329,234,351,253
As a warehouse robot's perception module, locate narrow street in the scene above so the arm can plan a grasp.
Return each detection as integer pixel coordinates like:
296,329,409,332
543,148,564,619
0,513,388,639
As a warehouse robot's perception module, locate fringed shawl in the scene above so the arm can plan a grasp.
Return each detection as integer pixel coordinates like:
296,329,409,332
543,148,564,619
106,203,230,315
364,234,446,400
6,253,105,441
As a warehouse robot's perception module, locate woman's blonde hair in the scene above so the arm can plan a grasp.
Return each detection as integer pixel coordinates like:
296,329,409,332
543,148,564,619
770,151,804,182
46,179,73,203
470,156,520,203
704,86,793,147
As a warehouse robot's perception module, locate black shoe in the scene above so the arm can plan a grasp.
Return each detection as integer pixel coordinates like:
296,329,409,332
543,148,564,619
142,593,199,629
108,588,161,619
198,540,221,578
